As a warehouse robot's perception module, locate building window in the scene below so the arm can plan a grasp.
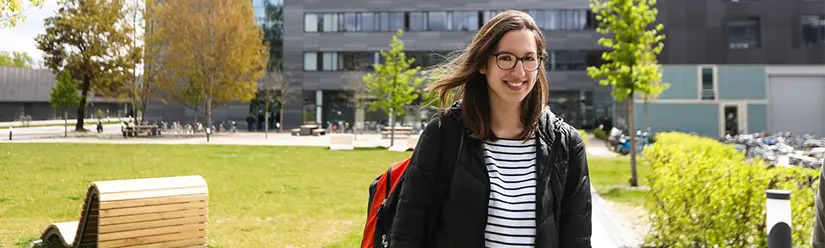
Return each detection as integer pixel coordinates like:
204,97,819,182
801,15,825,47
362,12,375,31
450,11,479,31
428,11,448,31
408,12,428,31
549,51,586,70
727,17,760,49
483,10,501,24
343,12,360,32
305,14,318,32
304,52,317,71
322,52,339,71
700,66,716,100
321,13,339,32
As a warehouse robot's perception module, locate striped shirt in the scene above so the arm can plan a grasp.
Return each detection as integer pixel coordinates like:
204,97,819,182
482,137,537,247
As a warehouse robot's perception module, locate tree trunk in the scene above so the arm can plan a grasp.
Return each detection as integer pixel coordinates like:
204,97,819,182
629,93,638,187
265,72,271,139
644,96,649,133
279,104,285,133
206,99,211,142
76,76,91,131
389,108,395,147
64,110,68,137
140,97,148,123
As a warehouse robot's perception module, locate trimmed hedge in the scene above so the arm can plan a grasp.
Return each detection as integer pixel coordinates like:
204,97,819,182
594,128,608,140
643,132,818,247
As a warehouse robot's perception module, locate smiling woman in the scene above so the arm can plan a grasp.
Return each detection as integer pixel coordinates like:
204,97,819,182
388,10,592,248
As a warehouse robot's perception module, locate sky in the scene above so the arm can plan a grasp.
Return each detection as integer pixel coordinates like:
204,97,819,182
0,1,60,67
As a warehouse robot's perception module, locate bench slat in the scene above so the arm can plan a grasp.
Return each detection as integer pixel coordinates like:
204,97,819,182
95,176,207,194
121,237,207,248
98,230,206,248
99,208,207,226
100,201,207,218
98,223,207,242
100,215,208,234
100,195,208,210
100,187,208,202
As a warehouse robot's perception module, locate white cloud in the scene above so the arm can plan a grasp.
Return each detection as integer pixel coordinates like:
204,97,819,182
0,1,60,67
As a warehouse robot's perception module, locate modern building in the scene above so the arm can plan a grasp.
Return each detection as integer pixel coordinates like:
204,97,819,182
632,65,825,137
0,66,126,122
622,0,825,137
280,0,613,129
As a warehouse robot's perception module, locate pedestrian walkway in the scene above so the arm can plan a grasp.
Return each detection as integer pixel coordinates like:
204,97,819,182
592,186,644,247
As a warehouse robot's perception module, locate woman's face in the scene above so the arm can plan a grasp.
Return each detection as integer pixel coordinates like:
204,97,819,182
480,29,540,107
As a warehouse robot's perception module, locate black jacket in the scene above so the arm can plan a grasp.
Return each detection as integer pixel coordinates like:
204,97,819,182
389,103,592,248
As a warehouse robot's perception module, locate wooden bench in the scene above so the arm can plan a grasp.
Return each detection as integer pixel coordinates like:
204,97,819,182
312,128,326,136
329,134,355,150
32,175,209,248
121,125,160,137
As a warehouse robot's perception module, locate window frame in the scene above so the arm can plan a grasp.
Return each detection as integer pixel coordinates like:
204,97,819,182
725,16,761,49
800,15,825,47
304,13,318,32
697,65,718,101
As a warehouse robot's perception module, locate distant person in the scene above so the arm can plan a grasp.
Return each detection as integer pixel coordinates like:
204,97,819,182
814,163,825,247
389,10,591,247
96,120,103,133
246,114,254,132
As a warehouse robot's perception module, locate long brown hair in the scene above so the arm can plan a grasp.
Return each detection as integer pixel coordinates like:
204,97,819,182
425,10,549,141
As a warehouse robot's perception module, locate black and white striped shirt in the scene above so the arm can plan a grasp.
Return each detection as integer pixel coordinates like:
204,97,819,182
482,137,537,247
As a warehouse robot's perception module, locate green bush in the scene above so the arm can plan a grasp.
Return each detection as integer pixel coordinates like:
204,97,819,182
594,128,608,140
643,132,818,247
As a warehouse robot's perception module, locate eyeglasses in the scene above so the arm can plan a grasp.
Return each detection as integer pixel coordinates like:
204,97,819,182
491,52,542,72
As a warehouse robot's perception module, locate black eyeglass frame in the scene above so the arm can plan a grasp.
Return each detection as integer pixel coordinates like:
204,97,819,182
490,52,543,72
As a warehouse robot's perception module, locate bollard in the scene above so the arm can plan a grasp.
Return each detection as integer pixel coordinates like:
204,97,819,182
766,189,792,248
8,126,12,140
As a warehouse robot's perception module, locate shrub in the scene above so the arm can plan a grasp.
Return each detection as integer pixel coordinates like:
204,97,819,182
594,128,608,140
643,132,818,247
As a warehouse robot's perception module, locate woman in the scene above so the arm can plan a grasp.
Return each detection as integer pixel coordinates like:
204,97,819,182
388,10,592,248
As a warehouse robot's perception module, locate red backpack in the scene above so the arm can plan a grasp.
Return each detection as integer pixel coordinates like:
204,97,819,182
360,122,464,248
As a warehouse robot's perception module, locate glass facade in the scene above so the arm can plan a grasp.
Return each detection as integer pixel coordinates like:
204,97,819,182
304,9,597,33
303,51,451,71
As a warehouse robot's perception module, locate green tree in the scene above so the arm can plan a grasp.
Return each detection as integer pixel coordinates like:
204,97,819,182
587,0,668,187
49,71,80,137
36,0,138,131
0,51,34,68
363,29,424,146
0,0,44,28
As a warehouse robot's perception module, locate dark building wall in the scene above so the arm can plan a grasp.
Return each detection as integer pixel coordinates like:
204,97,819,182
282,0,608,129
658,0,825,64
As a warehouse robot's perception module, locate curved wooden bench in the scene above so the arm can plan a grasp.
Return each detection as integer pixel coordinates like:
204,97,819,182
33,175,209,248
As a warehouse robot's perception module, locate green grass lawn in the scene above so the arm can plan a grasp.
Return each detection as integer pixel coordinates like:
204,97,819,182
587,155,651,206
0,143,646,247
0,143,410,247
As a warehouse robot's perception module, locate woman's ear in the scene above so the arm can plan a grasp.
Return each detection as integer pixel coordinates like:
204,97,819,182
479,66,487,75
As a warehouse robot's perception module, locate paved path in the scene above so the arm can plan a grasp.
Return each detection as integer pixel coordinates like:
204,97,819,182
0,131,642,247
